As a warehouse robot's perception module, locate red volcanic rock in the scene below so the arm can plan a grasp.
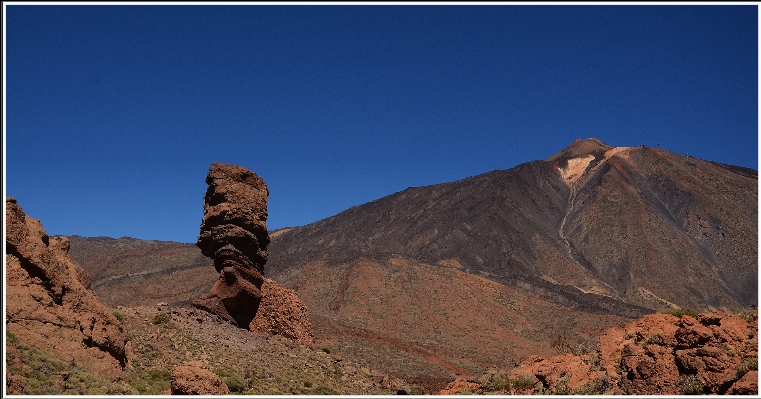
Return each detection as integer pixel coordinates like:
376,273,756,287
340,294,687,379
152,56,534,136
192,163,317,347
250,278,316,349
170,361,230,395
193,163,270,328
728,370,758,395
5,197,128,381
439,378,483,395
510,311,758,395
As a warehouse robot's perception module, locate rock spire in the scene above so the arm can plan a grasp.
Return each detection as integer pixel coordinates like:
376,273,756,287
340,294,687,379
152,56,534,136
192,162,271,328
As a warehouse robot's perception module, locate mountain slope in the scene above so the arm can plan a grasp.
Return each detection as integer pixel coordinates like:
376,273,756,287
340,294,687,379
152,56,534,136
67,236,216,307
560,144,757,311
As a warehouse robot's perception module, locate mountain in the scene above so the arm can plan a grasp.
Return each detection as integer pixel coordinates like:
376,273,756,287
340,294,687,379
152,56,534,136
268,139,756,312
66,139,757,385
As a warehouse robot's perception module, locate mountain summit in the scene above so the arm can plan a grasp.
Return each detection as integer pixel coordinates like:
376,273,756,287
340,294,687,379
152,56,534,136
546,137,613,164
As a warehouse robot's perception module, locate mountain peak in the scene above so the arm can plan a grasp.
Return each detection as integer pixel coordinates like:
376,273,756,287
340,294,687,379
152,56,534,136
546,138,613,163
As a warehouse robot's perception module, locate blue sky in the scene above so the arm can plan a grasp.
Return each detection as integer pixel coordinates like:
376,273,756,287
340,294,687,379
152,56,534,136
4,4,758,244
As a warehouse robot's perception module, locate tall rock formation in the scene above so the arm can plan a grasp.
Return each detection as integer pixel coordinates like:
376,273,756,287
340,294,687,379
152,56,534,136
192,162,270,328
5,197,128,382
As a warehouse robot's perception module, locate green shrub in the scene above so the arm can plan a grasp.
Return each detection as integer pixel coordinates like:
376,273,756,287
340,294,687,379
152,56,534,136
136,342,163,359
554,377,570,395
663,308,699,318
613,358,625,374
223,376,246,393
479,370,512,392
8,341,135,395
311,385,339,395
678,374,704,395
643,333,664,346
126,367,171,395
409,385,426,395
319,345,331,354
511,374,535,391
570,375,610,395
480,371,534,393
738,311,756,323
150,312,171,325
7,330,18,343
112,311,125,321
736,358,758,378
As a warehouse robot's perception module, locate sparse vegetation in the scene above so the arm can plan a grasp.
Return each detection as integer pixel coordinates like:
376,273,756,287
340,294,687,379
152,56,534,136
643,333,664,346
738,310,756,323
7,340,136,395
570,375,611,395
662,307,699,318
223,375,247,393
151,311,172,325
7,329,18,343
736,358,758,378
319,345,331,354
678,374,704,395
409,384,426,395
582,352,602,371
613,358,625,374
311,385,340,395
479,370,535,393
511,374,535,391
112,310,125,321
125,367,171,395
554,376,570,395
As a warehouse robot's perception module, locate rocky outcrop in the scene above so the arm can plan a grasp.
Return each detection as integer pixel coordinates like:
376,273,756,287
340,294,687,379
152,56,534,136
192,162,270,328
250,278,316,349
5,197,128,381
191,163,317,347
170,361,230,395
439,378,483,395
507,311,758,395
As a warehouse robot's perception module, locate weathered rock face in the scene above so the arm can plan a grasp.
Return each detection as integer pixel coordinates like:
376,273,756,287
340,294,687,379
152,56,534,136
170,361,230,395
5,197,128,381
507,311,758,395
250,278,316,349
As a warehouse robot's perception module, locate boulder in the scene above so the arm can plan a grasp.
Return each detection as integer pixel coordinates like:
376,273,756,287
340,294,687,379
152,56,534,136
439,378,483,395
170,361,230,395
250,278,316,349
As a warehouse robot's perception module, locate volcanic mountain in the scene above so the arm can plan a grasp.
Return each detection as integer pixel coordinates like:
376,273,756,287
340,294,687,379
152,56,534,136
268,138,756,312
68,139,757,383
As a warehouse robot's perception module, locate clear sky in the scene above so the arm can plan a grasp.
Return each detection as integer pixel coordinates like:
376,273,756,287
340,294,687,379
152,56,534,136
4,4,758,244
